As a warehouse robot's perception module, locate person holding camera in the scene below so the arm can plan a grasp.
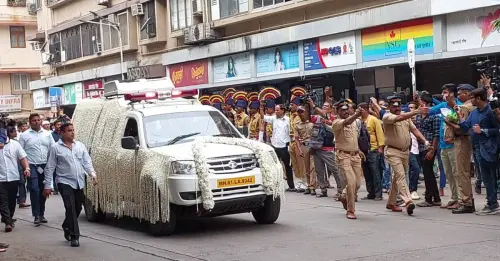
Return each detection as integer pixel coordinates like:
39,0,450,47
451,88,499,215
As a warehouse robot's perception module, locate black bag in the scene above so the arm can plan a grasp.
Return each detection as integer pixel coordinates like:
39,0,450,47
356,119,370,154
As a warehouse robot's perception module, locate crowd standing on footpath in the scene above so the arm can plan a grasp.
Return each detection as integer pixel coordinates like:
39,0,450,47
0,112,97,252
1,76,500,253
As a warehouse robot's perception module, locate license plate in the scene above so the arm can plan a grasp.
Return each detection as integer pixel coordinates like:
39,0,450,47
217,176,255,188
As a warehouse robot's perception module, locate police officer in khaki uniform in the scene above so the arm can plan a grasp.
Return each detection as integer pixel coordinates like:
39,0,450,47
222,88,237,117
289,87,307,191
233,91,249,129
445,84,476,214
294,106,316,195
383,95,431,216
246,92,264,141
332,99,363,220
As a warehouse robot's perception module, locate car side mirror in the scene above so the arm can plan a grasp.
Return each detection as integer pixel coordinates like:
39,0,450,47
121,136,139,150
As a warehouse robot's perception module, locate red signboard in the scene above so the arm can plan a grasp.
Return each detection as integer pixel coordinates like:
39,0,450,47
169,60,208,88
83,80,104,99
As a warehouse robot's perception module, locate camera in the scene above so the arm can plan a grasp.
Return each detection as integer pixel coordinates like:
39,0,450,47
471,57,500,90
298,85,318,105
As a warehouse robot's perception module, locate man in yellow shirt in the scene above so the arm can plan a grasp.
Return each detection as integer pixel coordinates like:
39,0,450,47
358,102,385,200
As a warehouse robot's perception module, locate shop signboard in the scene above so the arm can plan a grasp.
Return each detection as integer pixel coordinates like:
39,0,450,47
33,89,50,109
84,80,104,99
169,60,209,88
431,0,500,16
127,64,166,80
446,6,500,52
303,32,356,71
63,82,83,105
213,52,251,82
256,43,299,77
0,95,22,113
361,17,434,62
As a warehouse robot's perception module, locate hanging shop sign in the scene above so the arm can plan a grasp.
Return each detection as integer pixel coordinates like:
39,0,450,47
63,82,83,105
127,64,167,80
361,17,434,62
169,60,209,88
33,89,50,109
0,95,22,113
446,7,500,52
256,43,299,77
213,52,251,83
84,80,104,99
303,32,356,71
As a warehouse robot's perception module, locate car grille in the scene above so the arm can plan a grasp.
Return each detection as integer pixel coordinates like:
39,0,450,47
207,154,258,174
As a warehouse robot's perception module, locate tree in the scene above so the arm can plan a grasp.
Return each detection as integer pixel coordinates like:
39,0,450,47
493,18,500,32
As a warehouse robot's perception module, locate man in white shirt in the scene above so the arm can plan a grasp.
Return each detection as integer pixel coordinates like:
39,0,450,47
259,101,294,191
0,130,30,232
19,113,55,226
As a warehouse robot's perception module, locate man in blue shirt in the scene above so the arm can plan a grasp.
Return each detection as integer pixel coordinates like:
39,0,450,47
451,88,499,214
428,84,462,209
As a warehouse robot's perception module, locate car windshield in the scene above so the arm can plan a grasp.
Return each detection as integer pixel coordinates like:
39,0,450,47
144,110,241,148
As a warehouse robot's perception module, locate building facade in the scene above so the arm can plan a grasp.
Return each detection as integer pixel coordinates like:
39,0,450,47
0,0,42,119
29,0,500,106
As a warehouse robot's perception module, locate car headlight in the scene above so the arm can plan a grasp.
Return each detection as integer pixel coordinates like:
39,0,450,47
171,161,196,175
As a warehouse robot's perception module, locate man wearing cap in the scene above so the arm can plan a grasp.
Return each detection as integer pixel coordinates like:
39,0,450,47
444,84,476,213
331,99,363,219
247,93,264,141
209,95,224,112
293,105,316,195
289,87,307,192
232,91,249,129
0,128,30,232
222,89,237,118
383,95,431,216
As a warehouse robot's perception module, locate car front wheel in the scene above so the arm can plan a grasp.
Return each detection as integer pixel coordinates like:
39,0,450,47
252,196,281,224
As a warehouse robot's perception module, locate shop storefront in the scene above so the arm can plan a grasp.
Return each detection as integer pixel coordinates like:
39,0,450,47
169,60,209,88
83,80,104,99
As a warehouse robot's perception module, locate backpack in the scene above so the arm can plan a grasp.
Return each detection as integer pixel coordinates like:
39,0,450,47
308,122,325,150
356,119,370,154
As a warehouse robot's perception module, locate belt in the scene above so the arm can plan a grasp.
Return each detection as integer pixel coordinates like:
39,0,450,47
387,145,409,152
337,149,358,156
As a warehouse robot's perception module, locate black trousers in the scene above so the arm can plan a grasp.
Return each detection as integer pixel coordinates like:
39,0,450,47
421,151,441,204
274,145,294,189
58,183,85,239
0,181,19,225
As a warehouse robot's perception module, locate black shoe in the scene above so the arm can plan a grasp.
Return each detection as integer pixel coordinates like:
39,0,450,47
64,229,71,241
296,188,306,193
40,217,48,223
0,242,8,248
374,197,383,201
452,205,474,214
285,188,297,192
303,189,311,195
310,190,317,196
11,218,16,223
34,217,40,226
475,186,481,194
70,239,80,247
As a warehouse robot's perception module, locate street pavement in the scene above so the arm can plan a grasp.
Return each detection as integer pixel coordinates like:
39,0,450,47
1,183,500,261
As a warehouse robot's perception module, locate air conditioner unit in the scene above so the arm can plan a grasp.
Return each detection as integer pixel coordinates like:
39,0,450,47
131,3,144,16
60,50,67,62
95,42,103,54
192,0,203,15
27,2,37,15
31,42,42,51
183,23,220,45
107,14,116,24
41,52,52,64
97,0,110,6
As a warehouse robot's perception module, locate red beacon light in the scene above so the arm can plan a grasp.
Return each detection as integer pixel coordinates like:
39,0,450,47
124,89,198,102
172,89,198,98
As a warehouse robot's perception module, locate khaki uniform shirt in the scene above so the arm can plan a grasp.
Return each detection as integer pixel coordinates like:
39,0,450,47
248,113,262,139
294,120,313,142
235,112,248,128
382,112,416,150
332,118,358,152
290,113,300,141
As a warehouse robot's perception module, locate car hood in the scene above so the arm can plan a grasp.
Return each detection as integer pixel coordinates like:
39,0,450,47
149,141,255,160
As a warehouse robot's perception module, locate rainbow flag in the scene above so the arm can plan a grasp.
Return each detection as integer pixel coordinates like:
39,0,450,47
361,17,434,62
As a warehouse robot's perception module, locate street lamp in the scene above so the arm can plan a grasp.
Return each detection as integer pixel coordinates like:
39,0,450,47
79,11,125,80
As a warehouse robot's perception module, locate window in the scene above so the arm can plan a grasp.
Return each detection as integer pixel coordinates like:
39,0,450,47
81,23,101,56
102,12,128,50
60,27,82,61
253,0,291,9
139,1,157,40
10,26,26,48
124,118,140,145
48,33,61,63
35,0,42,9
11,74,30,92
170,0,192,31
219,0,247,19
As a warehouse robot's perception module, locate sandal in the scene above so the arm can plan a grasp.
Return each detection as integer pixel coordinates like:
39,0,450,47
0,249,5,253
417,201,434,207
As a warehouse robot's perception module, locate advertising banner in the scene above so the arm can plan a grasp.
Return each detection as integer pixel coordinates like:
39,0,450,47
84,80,104,99
446,6,500,52
63,82,83,105
256,43,299,77
0,95,22,113
169,60,209,88
213,52,251,82
431,0,500,16
33,89,49,109
361,17,434,62
303,32,356,71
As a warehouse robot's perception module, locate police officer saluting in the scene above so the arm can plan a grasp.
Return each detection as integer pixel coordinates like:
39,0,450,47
383,95,431,216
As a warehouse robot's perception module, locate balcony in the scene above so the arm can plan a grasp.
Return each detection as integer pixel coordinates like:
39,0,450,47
7,0,26,6
45,0,72,9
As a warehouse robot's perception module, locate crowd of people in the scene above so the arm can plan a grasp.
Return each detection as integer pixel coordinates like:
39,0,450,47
0,113,96,252
201,78,499,220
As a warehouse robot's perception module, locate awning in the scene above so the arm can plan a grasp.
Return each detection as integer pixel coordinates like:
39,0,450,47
0,68,40,74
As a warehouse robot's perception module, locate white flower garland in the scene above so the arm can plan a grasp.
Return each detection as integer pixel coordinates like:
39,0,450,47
192,136,285,210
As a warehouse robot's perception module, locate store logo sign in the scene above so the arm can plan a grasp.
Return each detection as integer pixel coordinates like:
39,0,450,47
320,42,354,56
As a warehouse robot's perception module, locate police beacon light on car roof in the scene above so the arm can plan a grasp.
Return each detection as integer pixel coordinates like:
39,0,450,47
103,78,198,102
